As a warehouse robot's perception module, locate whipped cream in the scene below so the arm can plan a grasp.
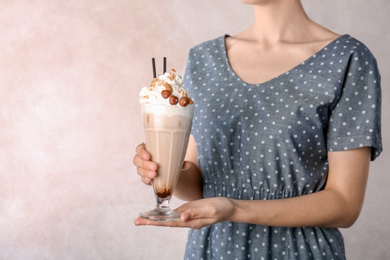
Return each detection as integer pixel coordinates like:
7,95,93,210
139,69,193,107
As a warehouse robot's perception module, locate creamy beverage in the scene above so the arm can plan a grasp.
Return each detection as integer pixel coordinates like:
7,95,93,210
139,67,194,221
143,104,193,199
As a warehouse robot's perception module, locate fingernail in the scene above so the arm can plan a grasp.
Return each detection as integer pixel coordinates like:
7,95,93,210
182,213,190,222
149,162,158,171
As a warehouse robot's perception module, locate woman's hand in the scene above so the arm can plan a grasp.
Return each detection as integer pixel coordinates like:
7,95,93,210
134,197,235,230
133,143,158,185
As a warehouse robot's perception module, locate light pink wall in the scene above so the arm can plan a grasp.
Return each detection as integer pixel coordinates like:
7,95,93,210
0,0,388,259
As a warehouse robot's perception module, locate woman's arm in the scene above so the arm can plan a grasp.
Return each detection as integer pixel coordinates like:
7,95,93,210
173,135,203,201
231,147,370,228
135,147,371,229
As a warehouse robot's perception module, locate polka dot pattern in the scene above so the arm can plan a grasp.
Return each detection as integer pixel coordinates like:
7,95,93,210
183,34,382,259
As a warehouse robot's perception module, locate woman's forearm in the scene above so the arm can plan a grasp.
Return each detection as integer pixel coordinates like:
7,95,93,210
229,148,372,228
173,161,203,201
172,148,370,229
230,187,361,228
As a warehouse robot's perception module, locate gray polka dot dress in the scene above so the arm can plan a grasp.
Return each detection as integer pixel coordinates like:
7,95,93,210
183,34,382,260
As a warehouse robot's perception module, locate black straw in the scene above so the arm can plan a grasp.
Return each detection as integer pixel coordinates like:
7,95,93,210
163,57,167,74
152,58,157,78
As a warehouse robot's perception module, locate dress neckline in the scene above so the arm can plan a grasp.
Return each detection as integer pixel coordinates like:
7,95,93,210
221,34,350,86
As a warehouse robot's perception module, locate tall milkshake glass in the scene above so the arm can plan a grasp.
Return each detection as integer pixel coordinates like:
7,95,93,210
140,102,194,221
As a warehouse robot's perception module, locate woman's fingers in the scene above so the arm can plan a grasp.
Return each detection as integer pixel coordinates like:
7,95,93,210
134,211,212,230
137,198,235,229
134,199,228,229
134,217,179,227
135,143,150,160
140,176,153,185
133,143,159,182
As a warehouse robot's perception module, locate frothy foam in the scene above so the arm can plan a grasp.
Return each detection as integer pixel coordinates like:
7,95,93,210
142,103,194,118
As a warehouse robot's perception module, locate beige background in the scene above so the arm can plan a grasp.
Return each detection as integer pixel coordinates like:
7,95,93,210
0,0,389,259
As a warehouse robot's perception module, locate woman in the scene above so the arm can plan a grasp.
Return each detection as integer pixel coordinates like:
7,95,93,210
133,0,382,259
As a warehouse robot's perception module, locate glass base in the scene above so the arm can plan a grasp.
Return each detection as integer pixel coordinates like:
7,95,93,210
140,207,181,222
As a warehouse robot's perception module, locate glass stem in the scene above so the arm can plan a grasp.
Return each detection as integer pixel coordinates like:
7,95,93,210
155,196,171,211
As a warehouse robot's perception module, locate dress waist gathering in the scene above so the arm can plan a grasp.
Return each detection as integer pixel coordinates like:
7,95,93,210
202,181,308,201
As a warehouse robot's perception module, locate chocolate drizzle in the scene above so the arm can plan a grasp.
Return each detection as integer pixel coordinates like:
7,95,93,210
155,188,172,199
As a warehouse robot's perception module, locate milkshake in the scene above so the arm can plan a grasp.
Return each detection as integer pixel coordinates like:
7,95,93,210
139,68,194,221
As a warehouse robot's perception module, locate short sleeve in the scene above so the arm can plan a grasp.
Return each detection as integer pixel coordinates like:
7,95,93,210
183,48,196,95
327,46,382,160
